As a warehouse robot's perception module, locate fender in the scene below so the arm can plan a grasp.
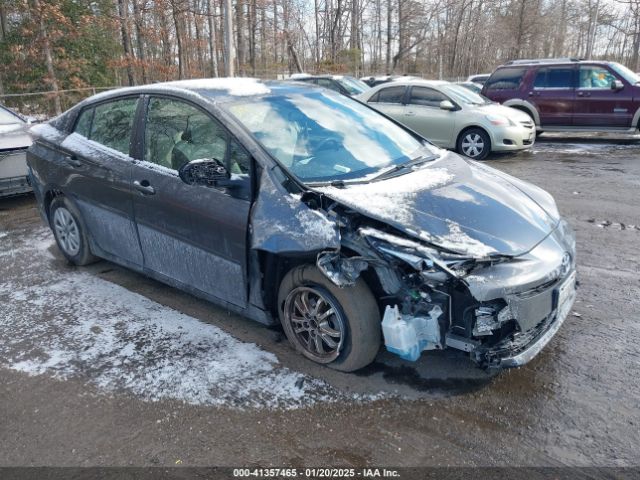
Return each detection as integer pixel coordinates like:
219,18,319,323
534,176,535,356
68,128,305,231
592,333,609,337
503,99,541,127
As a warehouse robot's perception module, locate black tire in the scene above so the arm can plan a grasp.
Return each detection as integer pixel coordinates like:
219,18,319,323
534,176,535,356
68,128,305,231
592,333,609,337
277,265,381,372
457,127,491,160
49,196,99,266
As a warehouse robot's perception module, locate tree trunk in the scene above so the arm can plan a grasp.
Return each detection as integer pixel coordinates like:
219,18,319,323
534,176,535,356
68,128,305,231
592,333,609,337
117,0,136,85
223,0,235,76
132,0,147,83
207,0,219,76
32,0,62,114
236,0,245,74
386,0,392,73
171,3,185,79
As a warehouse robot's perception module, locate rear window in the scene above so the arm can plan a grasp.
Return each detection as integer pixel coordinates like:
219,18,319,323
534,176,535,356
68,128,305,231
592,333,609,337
485,68,526,91
534,67,575,89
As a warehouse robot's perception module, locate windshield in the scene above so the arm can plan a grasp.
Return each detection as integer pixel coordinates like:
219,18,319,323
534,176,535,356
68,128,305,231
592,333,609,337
440,84,490,106
226,90,435,183
610,63,640,84
337,76,370,95
0,106,23,125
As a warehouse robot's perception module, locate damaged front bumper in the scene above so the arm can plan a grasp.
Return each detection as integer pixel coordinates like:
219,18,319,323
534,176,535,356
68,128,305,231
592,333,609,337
319,216,577,369
476,269,576,368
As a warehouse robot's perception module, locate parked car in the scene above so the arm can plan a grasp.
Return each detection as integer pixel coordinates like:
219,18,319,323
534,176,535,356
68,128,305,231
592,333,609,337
357,80,535,160
27,78,576,372
361,75,422,87
457,81,483,94
466,74,490,85
482,58,640,133
290,74,370,97
0,104,32,197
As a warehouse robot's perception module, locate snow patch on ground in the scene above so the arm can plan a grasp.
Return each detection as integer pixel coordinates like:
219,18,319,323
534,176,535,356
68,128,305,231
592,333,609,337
0,229,359,409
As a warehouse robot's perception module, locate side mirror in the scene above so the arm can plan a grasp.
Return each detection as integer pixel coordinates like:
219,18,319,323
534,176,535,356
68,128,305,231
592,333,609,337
439,100,456,111
178,158,230,187
611,80,624,91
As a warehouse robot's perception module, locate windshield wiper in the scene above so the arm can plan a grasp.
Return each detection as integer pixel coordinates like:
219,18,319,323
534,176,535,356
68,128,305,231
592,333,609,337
370,154,438,182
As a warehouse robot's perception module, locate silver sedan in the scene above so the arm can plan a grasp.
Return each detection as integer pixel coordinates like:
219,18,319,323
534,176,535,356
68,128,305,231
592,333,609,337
357,80,535,160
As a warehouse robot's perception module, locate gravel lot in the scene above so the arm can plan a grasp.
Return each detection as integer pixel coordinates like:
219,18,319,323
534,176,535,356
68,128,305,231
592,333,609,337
1,134,639,467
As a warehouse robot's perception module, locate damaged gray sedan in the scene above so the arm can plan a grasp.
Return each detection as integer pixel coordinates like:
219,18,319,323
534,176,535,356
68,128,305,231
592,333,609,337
27,78,576,372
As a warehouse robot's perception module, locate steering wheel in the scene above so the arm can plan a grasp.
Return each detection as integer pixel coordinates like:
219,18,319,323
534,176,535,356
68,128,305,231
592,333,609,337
314,137,340,152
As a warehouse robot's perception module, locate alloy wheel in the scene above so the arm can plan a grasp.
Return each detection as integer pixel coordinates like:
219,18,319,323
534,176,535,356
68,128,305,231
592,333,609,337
53,207,81,256
283,286,345,363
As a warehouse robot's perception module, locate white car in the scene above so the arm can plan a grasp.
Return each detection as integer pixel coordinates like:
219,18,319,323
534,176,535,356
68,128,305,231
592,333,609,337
0,105,32,197
356,80,535,160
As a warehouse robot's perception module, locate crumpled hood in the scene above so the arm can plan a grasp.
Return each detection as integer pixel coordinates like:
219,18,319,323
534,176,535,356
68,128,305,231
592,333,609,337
316,151,558,257
0,123,32,151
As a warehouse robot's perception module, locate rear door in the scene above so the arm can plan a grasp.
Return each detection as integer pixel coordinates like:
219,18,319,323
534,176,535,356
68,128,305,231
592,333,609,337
60,97,143,265
130,96,252,307
574,64,635,127
402,86,455,147
365,85,408,120
529,66,576,126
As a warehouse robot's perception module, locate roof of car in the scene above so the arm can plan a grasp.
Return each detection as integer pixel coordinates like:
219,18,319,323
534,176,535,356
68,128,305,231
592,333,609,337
376,79,450,87
77,78,317,106
291,74,351,80
500,58,616,67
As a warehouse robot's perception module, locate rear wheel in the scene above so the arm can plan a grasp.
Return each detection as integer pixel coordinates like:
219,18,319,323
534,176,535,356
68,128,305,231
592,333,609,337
457,128,491,160
49,196,98,266
278,265,381,372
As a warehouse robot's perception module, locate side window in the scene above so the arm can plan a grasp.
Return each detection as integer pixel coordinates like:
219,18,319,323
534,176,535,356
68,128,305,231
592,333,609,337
374,86,406,104
90,98,138,155
579,66,617,89
144,97,227,171
532,67,574,89
533,68,547,89
368,91,380,103
74,108,94,138
546,68,574,88
408,87,447,107
228,140,251,176
317,78,340,92
485,68,526,91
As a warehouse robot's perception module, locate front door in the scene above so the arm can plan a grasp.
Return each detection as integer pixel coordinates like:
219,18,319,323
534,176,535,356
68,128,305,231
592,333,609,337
131,96,252,307
60,97,143,266
529,66,576,126
574,64,635,127
402,86,456,147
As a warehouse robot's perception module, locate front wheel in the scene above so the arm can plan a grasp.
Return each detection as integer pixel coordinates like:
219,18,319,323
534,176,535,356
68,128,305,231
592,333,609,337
457,128,491,160
277,265,381,372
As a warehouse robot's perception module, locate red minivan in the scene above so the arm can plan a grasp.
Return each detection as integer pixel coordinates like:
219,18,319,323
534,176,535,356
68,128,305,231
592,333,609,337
481,59,640,133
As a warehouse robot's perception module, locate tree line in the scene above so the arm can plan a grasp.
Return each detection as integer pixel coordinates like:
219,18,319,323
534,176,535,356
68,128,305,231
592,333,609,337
1,0,639,114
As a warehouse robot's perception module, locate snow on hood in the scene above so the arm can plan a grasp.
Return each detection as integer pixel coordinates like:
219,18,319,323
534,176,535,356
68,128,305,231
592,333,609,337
0,123,31,150
317,152,558,257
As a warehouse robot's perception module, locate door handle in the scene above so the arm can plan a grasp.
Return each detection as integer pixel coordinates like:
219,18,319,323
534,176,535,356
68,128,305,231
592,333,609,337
133,180,155,195
65,155,83,168
405,111,417,117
